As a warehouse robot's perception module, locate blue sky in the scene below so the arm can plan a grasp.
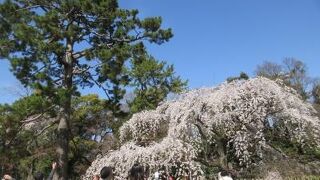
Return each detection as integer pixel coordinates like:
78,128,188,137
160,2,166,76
1,0,320,103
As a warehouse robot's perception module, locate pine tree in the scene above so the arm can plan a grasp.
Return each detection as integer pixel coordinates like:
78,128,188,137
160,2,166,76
128,55,187,113
0,0,172,178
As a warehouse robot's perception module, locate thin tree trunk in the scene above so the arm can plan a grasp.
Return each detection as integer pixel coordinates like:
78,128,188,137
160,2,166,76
216,138,227,168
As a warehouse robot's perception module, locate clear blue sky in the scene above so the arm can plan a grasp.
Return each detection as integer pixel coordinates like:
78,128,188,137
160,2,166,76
1,0,320,103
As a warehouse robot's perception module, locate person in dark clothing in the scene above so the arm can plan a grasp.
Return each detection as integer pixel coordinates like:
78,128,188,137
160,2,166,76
34,172,44,180
100,166,113,180
129,163,144,180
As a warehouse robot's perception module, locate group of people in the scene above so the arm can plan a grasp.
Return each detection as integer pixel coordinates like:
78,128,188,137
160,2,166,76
92,163,145,180
92,163,178,180
2,162,57,180
92,165,233,180
3,162,232,179
92,166,113,180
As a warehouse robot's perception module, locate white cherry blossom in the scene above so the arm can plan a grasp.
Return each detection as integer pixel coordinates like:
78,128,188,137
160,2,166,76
83,77,320,179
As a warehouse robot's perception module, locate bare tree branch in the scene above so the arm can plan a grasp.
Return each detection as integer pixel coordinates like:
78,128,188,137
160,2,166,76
21,105,55,123
89,76,111,100
16,5,43,12
21,113,43,123
35,119,59,137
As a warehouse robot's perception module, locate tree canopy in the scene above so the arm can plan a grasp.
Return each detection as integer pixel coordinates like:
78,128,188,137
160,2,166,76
0,0,179,178
128,55,187,113
255,58,312,99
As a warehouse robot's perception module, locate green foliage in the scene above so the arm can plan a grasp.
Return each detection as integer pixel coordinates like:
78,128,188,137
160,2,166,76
68,136,97,177
19,150,55,178
71,93,126,135
0,94,55,177
226,72,249,83
0,0,174,178
128,55,187,113
72,94,106,132
0,94,114,178
0,0,173,107
264,119,320,163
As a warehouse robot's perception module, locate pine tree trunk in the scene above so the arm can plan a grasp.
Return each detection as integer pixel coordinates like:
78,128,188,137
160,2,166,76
56,44,73,179
57,115,69,180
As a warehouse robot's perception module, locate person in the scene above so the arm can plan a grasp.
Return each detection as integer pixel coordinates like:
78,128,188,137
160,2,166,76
92,175,100,180
128,163,144,180
93,166,113,180
154,171,160,180
47,162,57,180
34,172,45,180
34,161,57,180
217,171,233,180
2,174,15,180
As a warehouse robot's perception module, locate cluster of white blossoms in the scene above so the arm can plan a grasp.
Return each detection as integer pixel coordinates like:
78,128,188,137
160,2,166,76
119,111,169,144
84,77,320,179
